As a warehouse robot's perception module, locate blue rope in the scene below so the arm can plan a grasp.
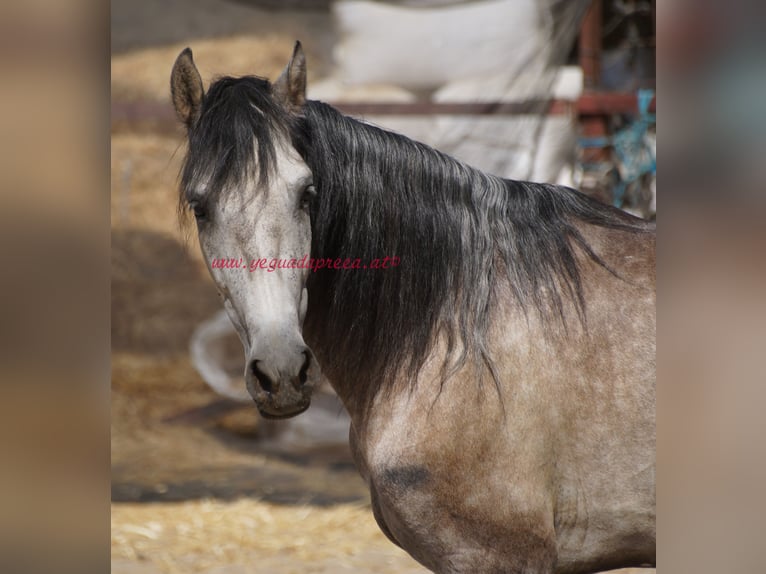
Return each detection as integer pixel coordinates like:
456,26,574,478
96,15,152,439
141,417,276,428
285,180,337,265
578,136,611,148
577,89,656,207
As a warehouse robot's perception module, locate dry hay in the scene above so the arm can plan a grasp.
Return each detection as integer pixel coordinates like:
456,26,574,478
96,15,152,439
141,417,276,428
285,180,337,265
111,354,246,487
112,35,316,103
112,498,427,574
111,132,193,238
111,499,654,574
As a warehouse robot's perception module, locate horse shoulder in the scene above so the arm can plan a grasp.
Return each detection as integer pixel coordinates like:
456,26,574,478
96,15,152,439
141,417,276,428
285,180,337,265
354,371,560,573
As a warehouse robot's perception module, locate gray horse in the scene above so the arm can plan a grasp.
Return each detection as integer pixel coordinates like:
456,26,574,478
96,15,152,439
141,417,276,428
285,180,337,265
170,43,655,573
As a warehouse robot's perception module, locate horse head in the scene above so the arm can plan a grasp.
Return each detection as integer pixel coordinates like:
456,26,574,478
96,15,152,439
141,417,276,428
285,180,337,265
171,43,319,419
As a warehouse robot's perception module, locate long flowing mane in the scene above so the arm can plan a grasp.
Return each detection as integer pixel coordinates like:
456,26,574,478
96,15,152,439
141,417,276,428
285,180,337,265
180,76,654,409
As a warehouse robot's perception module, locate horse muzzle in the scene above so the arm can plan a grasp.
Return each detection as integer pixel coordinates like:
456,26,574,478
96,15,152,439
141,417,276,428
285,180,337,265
245,346,317,419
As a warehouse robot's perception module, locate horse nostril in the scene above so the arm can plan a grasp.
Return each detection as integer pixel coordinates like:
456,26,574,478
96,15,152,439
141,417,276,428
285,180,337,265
250,360,275,394
298,350,311,386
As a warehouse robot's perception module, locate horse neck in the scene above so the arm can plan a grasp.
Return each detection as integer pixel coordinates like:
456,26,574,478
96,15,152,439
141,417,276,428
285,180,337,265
298,102,499,419
295,101,653,423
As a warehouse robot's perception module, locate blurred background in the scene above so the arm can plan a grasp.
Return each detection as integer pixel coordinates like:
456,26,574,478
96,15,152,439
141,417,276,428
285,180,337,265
110,1,659,572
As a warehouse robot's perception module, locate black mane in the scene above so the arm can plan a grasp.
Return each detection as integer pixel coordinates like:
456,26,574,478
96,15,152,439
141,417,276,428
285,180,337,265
294,101,651,408
180,76,653,410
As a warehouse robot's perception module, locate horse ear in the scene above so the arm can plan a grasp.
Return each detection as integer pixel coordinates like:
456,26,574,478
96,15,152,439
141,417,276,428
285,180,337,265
170,48,205,129
273,41,306,112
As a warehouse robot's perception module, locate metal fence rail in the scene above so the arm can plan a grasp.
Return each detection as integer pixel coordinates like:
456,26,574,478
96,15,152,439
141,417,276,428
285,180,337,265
111,92,656,133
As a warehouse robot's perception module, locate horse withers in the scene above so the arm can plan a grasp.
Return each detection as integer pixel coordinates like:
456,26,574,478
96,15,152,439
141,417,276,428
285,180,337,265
170,43,655,573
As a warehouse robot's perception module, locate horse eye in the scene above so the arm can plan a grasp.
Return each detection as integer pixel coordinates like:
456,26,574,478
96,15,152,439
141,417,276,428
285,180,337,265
190,201,208,222
300,184,317,210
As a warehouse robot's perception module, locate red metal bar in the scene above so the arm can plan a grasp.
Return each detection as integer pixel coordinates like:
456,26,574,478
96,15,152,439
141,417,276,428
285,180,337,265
112,100,177,122
110,94,654,128
577,92,656,116
331,100,574,116
579,0,603,89
579,0,607,164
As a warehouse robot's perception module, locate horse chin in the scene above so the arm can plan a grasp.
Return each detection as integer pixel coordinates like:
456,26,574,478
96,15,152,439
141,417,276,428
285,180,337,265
256,400,310,420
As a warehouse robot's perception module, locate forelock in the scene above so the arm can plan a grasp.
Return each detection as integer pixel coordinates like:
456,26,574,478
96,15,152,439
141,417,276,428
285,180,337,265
179,76,295,210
